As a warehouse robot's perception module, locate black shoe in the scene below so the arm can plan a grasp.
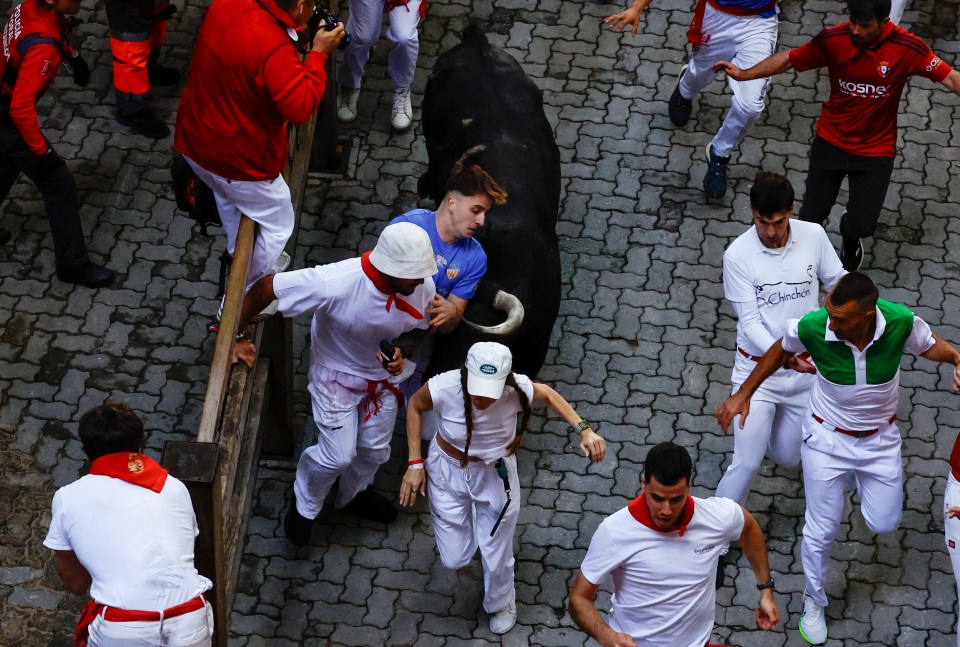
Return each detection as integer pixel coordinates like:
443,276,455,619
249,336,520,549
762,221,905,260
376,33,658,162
838,212,864,272
284,492,314,547
118,108,170,139
148,64,181,87
840,237,864,272
56,262,115,288
0,227,10,245
703,142,730,198
668,64,693,127
343,488,398,524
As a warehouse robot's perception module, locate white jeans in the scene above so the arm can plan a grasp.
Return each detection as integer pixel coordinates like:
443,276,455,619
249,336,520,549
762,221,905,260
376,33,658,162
680,4,778,157
294,366,401,518
338,0,422,90
800,417,902,606
715,374,810,505
944,473,960,646
184,156,294,292
427,442,520,614
87,601,213,647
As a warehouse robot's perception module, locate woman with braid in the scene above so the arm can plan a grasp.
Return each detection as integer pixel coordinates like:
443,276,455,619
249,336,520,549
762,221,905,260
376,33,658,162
400,342,607,634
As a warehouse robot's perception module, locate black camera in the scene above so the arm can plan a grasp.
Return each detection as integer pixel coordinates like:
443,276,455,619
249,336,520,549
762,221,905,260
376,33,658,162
308,7,352,50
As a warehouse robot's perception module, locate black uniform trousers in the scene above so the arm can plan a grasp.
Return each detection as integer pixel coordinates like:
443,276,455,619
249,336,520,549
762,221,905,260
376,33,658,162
798,135,896,241
0,116,90,270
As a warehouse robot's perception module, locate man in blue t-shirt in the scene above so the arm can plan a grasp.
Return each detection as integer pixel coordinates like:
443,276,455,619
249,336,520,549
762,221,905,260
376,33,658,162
391,146,508,397
391,148,507,334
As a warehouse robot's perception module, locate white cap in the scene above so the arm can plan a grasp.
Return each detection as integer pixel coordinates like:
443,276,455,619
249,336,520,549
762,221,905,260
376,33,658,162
369,222,437,280
465,342,513,399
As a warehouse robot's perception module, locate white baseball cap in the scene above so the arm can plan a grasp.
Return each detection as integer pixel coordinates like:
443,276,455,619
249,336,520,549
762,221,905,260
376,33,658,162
465,342,513,399
369,222,437,280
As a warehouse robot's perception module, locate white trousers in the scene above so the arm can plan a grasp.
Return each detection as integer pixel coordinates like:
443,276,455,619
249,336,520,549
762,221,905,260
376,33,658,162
426,442,520,614
715,375,810,505
184,156,294,292
800,417,902,606
890,0,906,25
87,601,213,647
338,0,422,91
294,367,401,518
944,473,960,647
680,4,778,158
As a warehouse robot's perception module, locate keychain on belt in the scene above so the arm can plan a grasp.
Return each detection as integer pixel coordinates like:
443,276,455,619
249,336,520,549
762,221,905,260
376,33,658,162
490,457,512,537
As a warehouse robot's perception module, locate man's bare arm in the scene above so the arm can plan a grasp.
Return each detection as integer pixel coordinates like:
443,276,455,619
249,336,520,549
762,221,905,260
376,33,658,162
716,339,792,431
568,571,638,647
54,550,91,595
920,332,960,393
738,508,780,631
713,50,794,82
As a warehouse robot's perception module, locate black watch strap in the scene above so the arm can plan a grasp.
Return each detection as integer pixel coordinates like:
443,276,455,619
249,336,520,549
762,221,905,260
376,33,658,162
756,579,775,591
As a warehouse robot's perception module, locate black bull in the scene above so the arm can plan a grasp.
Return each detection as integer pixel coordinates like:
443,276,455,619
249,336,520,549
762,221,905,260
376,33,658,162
419,24,562,378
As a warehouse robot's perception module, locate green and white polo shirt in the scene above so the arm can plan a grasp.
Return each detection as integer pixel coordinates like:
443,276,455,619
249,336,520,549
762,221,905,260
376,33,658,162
781,299,934,431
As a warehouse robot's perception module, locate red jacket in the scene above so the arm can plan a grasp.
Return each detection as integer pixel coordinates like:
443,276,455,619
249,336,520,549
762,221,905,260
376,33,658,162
174,0,327,181
0,0,65,155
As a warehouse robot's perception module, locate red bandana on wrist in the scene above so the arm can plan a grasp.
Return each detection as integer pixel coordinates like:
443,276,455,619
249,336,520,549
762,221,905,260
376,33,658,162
628,492,695,536
89,452,168,493
360,251,424,319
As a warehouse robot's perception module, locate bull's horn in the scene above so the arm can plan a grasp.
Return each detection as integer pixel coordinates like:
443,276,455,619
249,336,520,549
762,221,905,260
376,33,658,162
462,290,524,336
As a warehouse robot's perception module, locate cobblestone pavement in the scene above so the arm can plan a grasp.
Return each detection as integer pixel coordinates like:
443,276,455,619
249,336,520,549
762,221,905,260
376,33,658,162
2,0,960,644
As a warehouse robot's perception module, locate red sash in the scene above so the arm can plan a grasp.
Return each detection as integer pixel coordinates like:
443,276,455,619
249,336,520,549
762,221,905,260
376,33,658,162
386,0,427,19
628,492,695,536
360,252,424,320
688,0,776,48
364,379,405,421
73,596,206,646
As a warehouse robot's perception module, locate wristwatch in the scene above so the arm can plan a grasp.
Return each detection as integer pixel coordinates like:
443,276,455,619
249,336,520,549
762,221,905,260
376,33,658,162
577,420,592,432
756,579,775,591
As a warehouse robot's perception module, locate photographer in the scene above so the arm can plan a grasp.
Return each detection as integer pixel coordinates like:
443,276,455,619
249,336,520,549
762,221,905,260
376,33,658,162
174,0,343,294
0,0,114,289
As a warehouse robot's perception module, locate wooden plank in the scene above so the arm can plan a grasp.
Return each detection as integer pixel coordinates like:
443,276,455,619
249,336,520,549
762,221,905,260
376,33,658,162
222,359,270,611
196,217,256,445
160,442,224,646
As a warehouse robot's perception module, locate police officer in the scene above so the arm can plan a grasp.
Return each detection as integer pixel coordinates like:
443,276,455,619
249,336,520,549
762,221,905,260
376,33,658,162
0,0,114,288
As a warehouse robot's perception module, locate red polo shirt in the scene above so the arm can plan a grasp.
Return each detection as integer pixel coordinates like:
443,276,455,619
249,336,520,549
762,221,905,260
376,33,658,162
789,22,952,158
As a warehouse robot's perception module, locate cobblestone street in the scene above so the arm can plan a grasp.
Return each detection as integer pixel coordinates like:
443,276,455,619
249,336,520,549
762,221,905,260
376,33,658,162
1,0,960,644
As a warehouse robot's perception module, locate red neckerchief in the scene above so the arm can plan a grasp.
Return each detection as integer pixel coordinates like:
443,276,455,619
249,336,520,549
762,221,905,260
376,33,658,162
89,452,168,493
628,492,695,537
360,251,424,319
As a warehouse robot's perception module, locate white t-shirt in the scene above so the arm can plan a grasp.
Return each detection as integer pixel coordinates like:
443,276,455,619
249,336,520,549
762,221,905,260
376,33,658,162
427,369,535,465
274,257,435,382
724,220,845,393
43,474,212,610
580,496,744,647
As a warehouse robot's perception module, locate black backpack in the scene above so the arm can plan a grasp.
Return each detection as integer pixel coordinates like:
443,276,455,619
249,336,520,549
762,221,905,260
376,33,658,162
171,154,232,296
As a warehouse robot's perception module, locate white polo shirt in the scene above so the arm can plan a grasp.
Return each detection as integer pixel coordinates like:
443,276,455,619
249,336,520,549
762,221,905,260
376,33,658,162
428,369,534,465
724,220,844,393
43,475,211,610
274,257,435,382
580,496,743,647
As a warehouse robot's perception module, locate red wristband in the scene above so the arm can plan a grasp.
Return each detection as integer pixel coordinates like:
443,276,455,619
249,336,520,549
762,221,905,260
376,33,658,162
408,459,424,466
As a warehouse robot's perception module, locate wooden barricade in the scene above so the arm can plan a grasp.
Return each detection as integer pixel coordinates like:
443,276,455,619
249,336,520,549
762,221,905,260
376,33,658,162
160,47,334,645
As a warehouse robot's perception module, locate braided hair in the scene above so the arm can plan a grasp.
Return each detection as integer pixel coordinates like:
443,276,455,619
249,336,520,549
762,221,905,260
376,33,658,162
458,368,532,466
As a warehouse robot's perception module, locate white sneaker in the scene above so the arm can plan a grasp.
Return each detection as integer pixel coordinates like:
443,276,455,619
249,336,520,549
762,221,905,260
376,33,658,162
799,594,827,645
489,602,516,634
391,89,413,131
337,87,358,123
